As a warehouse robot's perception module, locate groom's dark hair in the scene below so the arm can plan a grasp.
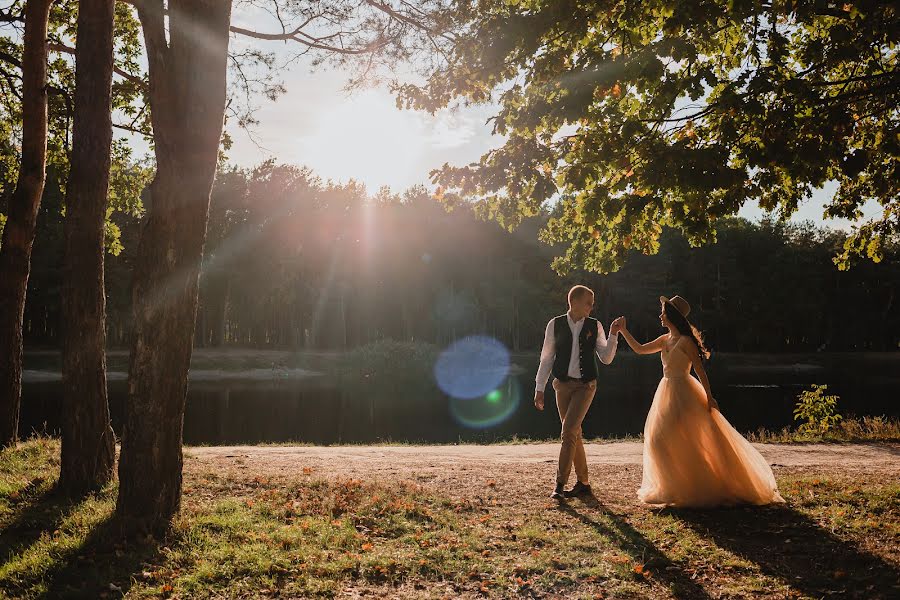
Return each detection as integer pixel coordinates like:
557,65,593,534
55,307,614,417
567,285,594,306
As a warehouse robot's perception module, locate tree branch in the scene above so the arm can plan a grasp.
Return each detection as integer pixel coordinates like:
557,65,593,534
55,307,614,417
809,69,898,87
0,48,21,69
363,0,455,42
131,0,170,144
0,8,24,23
228,24,392,55
48,41,147,89
113,121,150,135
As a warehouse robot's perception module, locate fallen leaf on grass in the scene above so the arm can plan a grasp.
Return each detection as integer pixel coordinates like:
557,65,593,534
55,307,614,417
633,563,651,579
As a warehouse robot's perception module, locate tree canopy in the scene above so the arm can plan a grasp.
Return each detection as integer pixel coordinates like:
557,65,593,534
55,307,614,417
398,0,899,273
0,0,149,252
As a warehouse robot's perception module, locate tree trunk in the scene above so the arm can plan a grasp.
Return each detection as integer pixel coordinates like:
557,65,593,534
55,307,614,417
116,0,232,533
0,0,54,447
59,0,117,494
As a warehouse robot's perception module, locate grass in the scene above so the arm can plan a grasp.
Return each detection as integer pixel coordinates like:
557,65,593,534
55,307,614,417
246,434,642,448
3,438,899,599
747,415,900,443
197,416,900,448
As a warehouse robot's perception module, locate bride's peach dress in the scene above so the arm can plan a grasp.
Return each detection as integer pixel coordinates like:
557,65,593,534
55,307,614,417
638,339,786,507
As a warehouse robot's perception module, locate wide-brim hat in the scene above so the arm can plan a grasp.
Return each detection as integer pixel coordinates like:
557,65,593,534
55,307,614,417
660,295,691,317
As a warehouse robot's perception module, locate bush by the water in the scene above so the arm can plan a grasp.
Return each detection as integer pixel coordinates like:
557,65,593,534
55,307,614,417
749,415,900,443
743,384,900,443
341,340,439,390
336,341,443,441
793,384,843,435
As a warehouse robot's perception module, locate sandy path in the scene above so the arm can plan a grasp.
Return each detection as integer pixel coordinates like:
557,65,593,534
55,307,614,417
187,441,900,471
185,442,900,508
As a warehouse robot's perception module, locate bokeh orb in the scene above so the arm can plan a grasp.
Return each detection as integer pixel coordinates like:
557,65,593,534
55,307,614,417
449,376,521,429
433,335,510,400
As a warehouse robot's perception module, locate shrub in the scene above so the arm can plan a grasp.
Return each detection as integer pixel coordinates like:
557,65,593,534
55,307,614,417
793,384,843,435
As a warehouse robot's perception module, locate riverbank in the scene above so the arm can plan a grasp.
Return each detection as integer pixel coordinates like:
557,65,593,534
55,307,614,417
19,347,900,446
2,439,898,598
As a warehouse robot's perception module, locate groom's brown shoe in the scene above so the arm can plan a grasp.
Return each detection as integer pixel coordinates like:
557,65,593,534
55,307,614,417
550,483,565,500
564,482,592,498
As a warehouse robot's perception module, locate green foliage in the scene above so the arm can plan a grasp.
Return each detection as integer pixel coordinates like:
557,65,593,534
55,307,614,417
345,340,438,380
750,415,900,443
402,0,900,273
343,340,439,398
0,0,149,256
794,384,843,435
103,142,152,256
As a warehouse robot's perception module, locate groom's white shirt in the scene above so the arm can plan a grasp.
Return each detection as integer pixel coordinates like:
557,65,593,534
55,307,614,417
535,313,618,392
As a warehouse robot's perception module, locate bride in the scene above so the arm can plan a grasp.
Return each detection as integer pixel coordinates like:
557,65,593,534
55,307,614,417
618,295,785,508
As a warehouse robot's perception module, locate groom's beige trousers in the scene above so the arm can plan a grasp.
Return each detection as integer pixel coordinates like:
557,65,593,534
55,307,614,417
552,378,597,485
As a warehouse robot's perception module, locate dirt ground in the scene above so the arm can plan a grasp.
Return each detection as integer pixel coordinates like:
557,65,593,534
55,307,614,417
185,441,900,511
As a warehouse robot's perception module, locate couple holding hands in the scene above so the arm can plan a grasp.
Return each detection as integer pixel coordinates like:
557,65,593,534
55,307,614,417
535,285,784,507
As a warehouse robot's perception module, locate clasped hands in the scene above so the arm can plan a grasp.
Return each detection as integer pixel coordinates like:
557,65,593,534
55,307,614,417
609,316,626,336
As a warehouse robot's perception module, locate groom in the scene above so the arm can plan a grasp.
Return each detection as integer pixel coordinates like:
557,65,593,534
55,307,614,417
534,285,623,499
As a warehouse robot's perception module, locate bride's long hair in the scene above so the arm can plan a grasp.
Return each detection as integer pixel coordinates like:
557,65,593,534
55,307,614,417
663,301,711,360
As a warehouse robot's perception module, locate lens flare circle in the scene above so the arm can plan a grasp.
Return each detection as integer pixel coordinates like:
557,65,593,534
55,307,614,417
433,336,510,400
449,377,521,429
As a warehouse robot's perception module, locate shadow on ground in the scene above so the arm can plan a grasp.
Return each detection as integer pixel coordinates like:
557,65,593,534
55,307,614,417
671,504,900,600
558,497,714,600
1,484,163,600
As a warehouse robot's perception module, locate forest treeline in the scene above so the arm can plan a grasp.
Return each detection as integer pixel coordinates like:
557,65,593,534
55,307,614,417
20,160,899,354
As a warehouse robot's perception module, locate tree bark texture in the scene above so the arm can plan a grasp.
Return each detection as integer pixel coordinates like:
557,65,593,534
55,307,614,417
59,0,117,495
0,0,54,447
115,0,232,532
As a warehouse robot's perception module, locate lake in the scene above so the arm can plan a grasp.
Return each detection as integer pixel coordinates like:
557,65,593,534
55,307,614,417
19,349,899,444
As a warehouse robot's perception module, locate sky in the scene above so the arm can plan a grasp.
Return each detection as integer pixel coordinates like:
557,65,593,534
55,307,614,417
116,5,878,232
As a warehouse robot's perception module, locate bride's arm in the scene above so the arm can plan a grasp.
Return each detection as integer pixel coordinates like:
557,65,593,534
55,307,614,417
683,339,718,411
619,329,666,355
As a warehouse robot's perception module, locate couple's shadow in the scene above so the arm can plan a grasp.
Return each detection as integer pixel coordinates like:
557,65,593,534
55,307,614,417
556,496,713,599
559,495,900,599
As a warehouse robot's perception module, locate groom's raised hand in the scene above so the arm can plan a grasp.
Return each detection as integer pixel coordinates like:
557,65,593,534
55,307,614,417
534,391,545,411
610,316,625,336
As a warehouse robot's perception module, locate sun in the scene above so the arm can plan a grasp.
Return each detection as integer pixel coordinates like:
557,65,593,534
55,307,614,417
289,89,431,192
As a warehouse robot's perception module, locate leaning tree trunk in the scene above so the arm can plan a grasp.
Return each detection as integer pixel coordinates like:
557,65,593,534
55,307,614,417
59,0,117,495
0,0,54,447
116,0,232,533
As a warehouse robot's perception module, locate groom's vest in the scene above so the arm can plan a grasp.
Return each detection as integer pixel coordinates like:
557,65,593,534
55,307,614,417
552,314,599,382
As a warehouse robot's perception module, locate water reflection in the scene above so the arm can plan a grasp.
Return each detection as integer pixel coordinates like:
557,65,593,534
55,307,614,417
19,353,900,445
